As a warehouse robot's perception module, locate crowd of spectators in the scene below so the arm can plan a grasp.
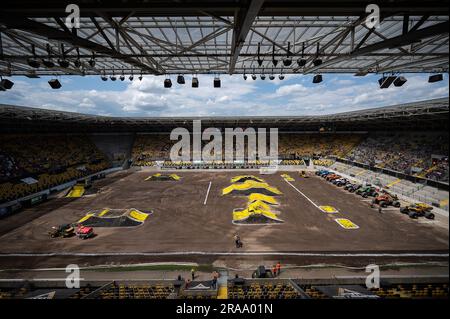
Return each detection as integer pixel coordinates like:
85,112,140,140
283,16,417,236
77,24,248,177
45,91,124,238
0,134,111,203
346,133,449,182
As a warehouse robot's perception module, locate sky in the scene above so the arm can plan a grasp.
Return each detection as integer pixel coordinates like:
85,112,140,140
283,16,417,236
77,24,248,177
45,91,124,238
0,73,448,117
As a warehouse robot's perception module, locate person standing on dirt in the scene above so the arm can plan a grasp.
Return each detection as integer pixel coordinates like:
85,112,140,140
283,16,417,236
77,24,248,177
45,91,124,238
234,234,242,248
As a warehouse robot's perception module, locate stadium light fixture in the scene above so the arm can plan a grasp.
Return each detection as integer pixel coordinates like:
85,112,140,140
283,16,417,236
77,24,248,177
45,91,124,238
269,69,275,81
243,68,248,80
283,42,293,67
257,43,263,67
177,75,185,85
313,74,323,84
429,74,443,83
214,76,221,88
139,71,143,81
394,76,407,87
110,69,117,81
120,69,125,81
74,48,82,68
42,44,55,68
279,69,285,81
129,70,134,81
48,78,62,89
57,44,70,68
101,69,108,81
88,52,96,68
378,75,396,89
260,69,266,80
192,76,199,88
27,44,40,68
0,77,14,91
313,43,322,67
164,78,172,88
297,43,306,67
252,68,257,81
272,45,278,67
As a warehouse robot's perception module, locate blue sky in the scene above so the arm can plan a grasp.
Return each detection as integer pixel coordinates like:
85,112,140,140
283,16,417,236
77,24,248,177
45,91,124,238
0,73,448,117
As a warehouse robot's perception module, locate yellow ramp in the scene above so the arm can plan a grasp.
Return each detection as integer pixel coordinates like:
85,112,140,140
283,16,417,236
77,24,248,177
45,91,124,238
231,175,265,183
66,185,85,198
222,180,282,196
248,193,279,205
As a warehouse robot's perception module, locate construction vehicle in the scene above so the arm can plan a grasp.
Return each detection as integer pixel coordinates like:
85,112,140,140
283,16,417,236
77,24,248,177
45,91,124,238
371,191,401,208
76,225,95,239
355,185,378,198
400,203,435,220
48,224,75,238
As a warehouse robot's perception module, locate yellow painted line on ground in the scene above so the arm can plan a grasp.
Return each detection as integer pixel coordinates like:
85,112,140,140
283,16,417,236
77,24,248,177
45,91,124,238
319,206,339,214
387,179,401,188
335,218,359,230
98,209,110,217
217,286,228,299
78,214,93,223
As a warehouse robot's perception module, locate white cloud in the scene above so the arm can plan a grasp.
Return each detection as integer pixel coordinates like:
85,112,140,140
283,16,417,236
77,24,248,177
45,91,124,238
0,74,448,117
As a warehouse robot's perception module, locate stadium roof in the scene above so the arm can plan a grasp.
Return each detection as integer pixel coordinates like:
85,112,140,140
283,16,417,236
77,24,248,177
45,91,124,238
0,0,448,76
1,98,448,133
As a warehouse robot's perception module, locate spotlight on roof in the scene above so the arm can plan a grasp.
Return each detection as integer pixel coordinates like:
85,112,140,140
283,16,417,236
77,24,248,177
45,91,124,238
120,75,125,81
378,75,396,89
297,43,306,67
313,58,322,67
313,43,322,67
58,44,70,68
42,59,55,68
110,71,117,81
260,74,266,80
74,48,82,68
177,75,185,85
0,78,14,91
28,44,40,68
139,73,143,81
269,74,275,81
129,73,134,81
313,74,323,84
164,78,172,88
243,74,248,81
278,74,285,81
213,77,221,88
192,77,199,88
88,52,96,68
252,74,257,81
283,42,293,67
429,74,443,83
48,79,62,89
27,58,40,68
101,75,108,81
393,76,407,87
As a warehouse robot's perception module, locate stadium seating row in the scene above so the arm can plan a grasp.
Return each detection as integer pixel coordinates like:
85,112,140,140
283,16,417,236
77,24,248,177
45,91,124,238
0,135,111,204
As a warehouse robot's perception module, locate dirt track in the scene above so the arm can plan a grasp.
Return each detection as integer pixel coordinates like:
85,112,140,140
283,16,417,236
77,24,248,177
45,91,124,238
0,170,448,269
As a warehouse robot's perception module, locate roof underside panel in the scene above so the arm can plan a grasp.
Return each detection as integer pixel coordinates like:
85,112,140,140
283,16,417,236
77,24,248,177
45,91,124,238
0,0,448,76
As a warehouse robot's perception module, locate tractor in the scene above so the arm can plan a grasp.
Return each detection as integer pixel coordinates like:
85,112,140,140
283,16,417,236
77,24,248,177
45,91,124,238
48,224,75,238
355,185,378,198
400,203,435,220
299,171,310,178
76,225,95,239
371,191,401,208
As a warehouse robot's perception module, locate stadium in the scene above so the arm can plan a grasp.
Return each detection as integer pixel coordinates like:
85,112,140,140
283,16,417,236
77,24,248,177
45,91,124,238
0,0,449,303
